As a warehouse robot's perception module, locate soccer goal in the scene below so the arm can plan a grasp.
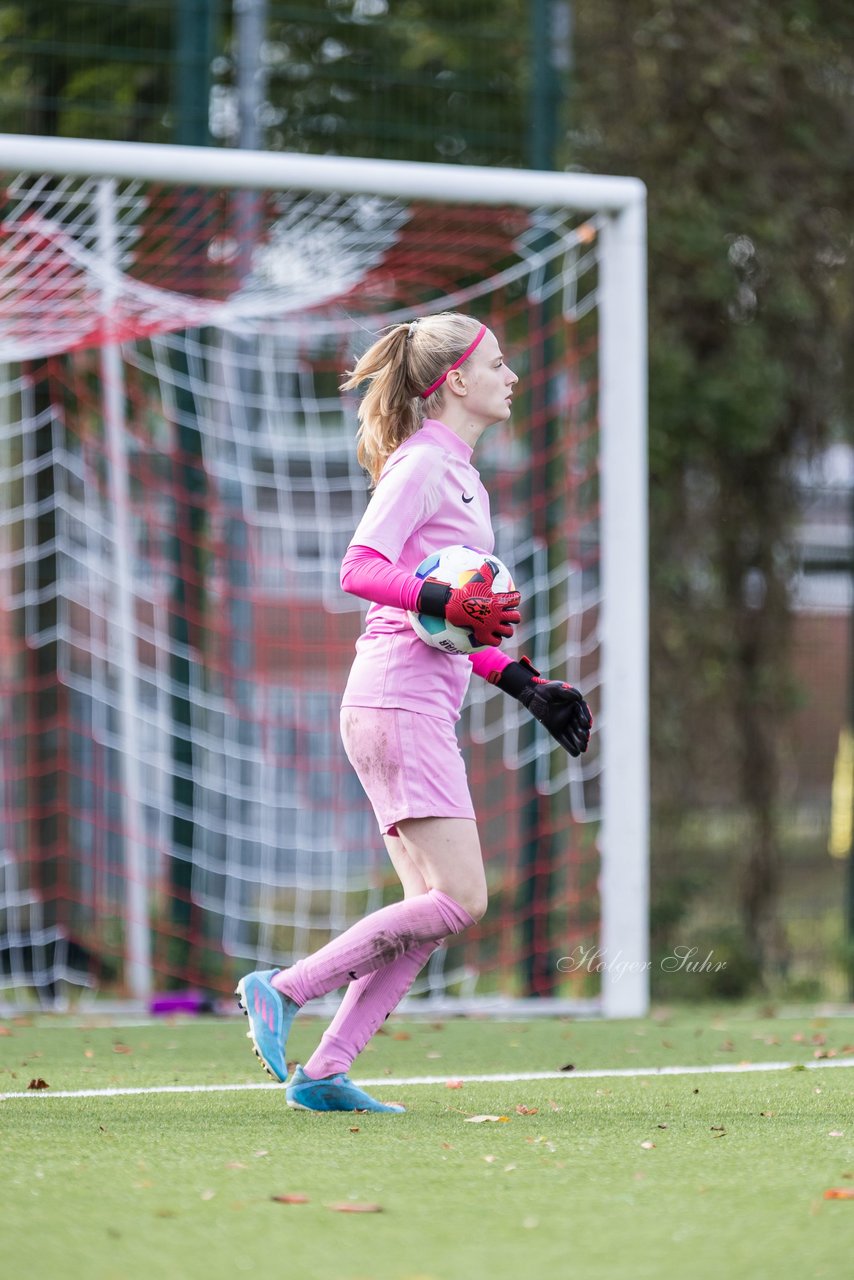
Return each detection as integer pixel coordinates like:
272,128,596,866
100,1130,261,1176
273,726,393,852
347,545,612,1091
0,134,648,1017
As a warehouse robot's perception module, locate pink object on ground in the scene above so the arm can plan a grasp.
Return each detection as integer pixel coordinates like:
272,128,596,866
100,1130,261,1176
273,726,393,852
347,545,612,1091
149,991,214,1015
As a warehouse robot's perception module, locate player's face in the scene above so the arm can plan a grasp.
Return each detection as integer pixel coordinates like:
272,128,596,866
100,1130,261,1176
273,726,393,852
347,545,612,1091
461,330,518,424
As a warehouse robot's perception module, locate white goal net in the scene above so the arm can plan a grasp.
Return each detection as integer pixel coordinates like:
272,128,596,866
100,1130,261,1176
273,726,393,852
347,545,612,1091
0,136,647,1014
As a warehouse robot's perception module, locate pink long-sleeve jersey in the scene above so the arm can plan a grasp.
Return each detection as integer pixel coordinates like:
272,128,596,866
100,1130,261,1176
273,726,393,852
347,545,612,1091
339,419,513,721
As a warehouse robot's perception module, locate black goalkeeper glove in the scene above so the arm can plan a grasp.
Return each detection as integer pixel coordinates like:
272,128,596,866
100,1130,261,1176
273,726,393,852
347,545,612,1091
495,656,592,757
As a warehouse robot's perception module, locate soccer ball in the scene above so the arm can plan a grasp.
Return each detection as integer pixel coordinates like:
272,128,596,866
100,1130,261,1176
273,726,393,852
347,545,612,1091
407,544,516,655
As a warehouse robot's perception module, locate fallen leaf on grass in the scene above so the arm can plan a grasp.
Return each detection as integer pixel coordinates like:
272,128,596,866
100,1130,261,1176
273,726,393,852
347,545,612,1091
445,1080,464,1089
464,1115,510,1124
225,1161,248,1170
200,1189,216,1201
759,1111,775,1118
640,1141,655,1150
483,1154,498,1163
349,1127,360,1134
328,1202,383,1213
515,1105,538,1116
392,1031,411,1041
27,1078,49,1090
0,1027,12,1037
824,1188,854,1200
657,1123,669,1130
112,1043,133,1055
271,1194,310,1205
559,1063,575,1072
547,1099,562,1112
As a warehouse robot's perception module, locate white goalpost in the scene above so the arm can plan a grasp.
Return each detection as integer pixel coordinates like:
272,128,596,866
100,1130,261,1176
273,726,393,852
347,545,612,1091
0,133,648,1017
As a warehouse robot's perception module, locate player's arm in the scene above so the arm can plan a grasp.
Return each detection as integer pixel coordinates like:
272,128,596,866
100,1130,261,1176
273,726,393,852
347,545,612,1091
340,544,423,611
340,546,520,648
485,655,592,757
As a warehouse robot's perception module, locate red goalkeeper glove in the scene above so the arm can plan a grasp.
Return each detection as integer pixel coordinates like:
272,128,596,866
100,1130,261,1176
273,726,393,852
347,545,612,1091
417,559,521,647
495,656,592,756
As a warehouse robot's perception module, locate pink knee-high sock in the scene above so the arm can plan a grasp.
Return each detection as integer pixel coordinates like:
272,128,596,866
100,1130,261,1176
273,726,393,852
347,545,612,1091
273,888,474,1007
303,939,441,1080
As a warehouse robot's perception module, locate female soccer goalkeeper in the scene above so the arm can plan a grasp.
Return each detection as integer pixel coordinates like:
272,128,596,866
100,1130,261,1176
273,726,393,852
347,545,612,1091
236,312,592,1113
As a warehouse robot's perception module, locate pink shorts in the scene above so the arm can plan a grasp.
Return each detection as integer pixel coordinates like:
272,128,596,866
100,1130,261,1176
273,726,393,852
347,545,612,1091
340,705,476,836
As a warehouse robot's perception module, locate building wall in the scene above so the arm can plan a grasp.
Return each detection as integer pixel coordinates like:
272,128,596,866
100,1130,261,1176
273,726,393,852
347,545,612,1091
788,610,848,804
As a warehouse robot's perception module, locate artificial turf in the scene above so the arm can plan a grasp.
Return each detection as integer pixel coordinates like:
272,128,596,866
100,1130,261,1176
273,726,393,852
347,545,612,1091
3,1006,854,1280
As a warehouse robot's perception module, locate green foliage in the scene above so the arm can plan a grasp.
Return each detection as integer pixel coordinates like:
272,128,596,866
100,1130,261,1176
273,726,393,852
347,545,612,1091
0,1,177,139
0,0,534,163
653,926,761,1000
571,1,854,975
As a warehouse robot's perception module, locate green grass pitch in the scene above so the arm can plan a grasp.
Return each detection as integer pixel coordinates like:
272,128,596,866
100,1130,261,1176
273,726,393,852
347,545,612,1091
3,1005,854,1280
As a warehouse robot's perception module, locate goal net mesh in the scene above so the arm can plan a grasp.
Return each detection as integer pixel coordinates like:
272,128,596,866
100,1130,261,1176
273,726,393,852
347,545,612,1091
0,162,605,1007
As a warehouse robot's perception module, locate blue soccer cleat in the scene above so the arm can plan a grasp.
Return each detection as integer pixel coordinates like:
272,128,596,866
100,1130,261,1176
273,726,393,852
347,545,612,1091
235,969,299,1083
285,1064,405,1114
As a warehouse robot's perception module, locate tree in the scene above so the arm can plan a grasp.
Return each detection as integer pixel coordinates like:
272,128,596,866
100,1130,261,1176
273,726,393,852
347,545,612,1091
0,2,176,141
0,0,533,166
571,0,854,981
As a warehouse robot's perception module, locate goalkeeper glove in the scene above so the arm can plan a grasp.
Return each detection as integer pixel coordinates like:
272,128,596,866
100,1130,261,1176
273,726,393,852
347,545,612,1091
417,559,521,648
496,656,592,756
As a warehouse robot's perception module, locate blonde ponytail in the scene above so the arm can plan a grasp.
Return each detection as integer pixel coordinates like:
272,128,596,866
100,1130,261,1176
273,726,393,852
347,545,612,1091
341,312,484,486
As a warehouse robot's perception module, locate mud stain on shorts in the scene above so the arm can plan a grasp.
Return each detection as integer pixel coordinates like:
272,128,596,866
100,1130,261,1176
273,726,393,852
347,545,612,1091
341,709,402,793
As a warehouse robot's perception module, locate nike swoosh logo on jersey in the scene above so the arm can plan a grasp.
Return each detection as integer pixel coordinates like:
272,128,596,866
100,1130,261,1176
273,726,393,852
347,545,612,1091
461,492,474,503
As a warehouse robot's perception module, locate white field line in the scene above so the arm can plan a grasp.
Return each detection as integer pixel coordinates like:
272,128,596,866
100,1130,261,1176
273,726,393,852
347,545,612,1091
2,1056,854,1102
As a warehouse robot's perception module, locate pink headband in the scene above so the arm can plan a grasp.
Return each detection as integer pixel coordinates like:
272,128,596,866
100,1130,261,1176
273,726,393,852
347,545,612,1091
420,324,487,399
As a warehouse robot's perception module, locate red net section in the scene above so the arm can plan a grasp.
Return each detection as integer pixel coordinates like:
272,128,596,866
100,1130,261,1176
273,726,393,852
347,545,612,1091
0,170,602,1006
